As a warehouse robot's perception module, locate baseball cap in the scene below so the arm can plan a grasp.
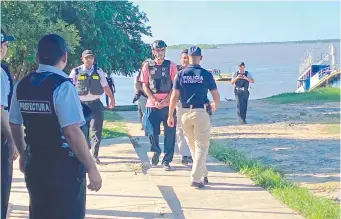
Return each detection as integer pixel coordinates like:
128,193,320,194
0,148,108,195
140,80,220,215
1,30,14,43
239,62,245,67
82,50,94,58
188,46,202,56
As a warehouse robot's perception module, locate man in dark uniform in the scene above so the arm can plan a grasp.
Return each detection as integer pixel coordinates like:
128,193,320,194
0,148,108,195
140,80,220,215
9,34,102,219
70,50,115,164
231,62,254,124
1,29,18,219
139,40,178,171
168,46,220,188
105,74,115,107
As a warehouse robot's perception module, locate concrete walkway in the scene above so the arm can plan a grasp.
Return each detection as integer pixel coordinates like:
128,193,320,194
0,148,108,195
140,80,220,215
7,111,304,219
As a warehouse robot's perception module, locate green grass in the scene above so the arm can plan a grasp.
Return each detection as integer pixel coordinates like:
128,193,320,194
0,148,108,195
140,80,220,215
265,87,340,104
101,111,128,139
209,141,340,219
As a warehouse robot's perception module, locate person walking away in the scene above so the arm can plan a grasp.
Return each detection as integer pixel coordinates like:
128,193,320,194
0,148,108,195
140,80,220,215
176,49,193,165
69,50,115,164
167,46,220,188
139,40,177,171
105,74,115,108
9,34,102,219
230,62,254,124
1,29,18,219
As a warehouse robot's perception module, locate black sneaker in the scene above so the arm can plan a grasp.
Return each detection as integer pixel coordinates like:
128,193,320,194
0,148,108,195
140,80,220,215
190,182,205,188
203,177,209,185
162,162,172,171
181,156,189,166
151,152,160,166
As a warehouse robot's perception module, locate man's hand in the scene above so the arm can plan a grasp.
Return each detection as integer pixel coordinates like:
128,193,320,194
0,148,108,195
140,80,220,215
8,141,19,161
19,156,25,173
210,101,217,111
108,98,115,109
87,168,102,192
154,100,163,109
167,116,175,127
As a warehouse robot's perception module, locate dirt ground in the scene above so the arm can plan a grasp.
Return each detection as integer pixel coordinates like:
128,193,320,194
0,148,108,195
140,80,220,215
210,99,340,202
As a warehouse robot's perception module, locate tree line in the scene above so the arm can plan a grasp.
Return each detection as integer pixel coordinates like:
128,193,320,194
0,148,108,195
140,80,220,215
1,1,152,80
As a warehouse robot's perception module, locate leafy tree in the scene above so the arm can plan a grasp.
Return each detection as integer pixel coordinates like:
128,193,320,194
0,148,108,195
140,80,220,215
1,1,152,81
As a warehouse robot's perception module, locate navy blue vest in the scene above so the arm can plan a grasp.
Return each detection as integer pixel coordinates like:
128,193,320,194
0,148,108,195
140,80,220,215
16,72,85,180
234,71,249,93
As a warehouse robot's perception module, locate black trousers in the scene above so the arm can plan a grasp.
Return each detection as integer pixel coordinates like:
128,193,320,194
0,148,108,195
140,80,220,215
25,164,86,219
1,136,13,219
235,91,250,121
82,99,104,157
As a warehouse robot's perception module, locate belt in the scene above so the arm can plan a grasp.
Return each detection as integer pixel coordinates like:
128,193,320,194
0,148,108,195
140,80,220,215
182,104,206,109
81,99,100,104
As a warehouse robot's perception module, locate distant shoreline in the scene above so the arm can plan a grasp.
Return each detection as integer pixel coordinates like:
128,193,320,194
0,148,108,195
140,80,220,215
168,39,340,50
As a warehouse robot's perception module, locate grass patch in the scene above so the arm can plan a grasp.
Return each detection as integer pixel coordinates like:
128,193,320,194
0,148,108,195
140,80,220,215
102,111,128,139
265,87,340,104
209,141,340,219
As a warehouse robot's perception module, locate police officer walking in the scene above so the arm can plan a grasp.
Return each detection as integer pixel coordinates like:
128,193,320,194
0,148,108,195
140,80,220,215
231,62,254,124
9,34,102,219
139,40,177,171
70,50,115,164
176,49,193,165
168,46,220,188
1,29,18,219
105,74,115,108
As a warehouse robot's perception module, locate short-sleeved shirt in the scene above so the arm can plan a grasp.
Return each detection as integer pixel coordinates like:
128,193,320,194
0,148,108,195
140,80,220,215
1,67,10,117
139,60,177,107
174,64,217,106
69,64,108,102
9,64,85,128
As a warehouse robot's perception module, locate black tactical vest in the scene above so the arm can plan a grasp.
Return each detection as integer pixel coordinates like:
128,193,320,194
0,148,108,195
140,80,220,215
16,72,85,179
234,71,249,93
149,60,172,94
75,64,104,96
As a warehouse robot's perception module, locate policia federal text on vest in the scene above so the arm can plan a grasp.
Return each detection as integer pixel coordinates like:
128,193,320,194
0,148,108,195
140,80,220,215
75,64,104,96
234,71,249,93
16,72,86,219
148,60,172,94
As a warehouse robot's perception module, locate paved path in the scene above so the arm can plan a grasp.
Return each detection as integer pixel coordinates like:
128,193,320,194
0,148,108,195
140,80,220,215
7,111,304,219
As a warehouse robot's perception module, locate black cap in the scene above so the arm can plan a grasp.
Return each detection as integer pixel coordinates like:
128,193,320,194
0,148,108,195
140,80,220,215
239,62,245,67
181,49,188,54
1,30,14,43
82,50,94,58
188,46,202,56
151,40,167,49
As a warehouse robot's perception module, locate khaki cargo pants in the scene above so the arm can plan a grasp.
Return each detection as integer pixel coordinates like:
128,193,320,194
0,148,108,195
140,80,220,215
176,102,191,157
180,107,211,183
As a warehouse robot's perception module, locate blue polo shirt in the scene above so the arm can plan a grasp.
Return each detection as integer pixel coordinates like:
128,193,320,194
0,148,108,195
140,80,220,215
173,64,217,106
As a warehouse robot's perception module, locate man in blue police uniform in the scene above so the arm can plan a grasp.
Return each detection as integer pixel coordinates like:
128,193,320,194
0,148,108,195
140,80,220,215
231,62,254,124
168,46,220,188
105,74,115,107
70,50,115,164
9,34,102,219
1,29,18,219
